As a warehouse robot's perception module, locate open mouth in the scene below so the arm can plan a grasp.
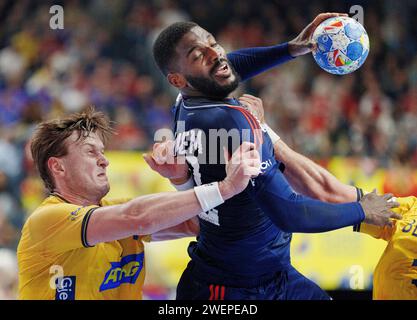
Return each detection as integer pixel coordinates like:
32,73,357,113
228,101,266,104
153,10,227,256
212,61,231,78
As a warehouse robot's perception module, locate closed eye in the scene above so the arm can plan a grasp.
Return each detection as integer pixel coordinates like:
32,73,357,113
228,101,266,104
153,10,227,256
193,53,203,61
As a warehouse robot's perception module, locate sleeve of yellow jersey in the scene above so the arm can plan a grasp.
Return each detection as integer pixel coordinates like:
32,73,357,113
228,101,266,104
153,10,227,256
27,203,99,254
353,196,417,241
27,197,153,256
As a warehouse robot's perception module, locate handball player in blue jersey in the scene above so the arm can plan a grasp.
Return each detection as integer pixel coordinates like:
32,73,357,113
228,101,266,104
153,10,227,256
151,14,400,300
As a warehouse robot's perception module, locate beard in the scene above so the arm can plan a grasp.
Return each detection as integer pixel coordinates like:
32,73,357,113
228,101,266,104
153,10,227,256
185,60,241,99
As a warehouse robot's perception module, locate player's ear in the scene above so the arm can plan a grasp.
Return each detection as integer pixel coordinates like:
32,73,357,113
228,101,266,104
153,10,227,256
167,72,187,89
47,157,65,177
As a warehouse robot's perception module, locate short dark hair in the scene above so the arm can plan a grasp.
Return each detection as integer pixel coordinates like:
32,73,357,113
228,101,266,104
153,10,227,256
31,106,114,192
153,21,198,75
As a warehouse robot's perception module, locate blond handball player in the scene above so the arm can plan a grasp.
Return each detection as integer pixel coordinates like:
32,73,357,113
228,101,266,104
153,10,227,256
17,107,261,300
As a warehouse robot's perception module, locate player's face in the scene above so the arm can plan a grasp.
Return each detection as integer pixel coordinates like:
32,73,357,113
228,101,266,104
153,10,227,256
60,131,110,201
175,26,240,98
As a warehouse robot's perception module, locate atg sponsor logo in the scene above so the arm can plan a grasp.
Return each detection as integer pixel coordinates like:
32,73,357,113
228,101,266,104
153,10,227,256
99,253,144,291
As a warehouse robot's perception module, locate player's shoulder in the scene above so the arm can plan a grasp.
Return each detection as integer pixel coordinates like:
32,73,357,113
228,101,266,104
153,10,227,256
181,97,244,129
28,196,96,229
31,195,78,217
181,96,235,109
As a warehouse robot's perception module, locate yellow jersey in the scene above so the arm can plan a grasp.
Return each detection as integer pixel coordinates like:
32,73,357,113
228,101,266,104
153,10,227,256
17,195,150,300
354,196,417,300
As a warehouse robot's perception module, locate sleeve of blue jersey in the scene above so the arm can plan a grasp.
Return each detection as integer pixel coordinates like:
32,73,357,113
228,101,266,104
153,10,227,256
226,43,295,82
251,167,366,233
192,106,256,149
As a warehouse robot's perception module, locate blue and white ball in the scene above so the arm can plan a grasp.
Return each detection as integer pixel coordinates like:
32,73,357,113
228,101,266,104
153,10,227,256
312,16,370,75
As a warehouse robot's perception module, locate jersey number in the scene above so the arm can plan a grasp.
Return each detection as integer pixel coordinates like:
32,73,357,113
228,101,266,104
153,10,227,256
402,219,417,237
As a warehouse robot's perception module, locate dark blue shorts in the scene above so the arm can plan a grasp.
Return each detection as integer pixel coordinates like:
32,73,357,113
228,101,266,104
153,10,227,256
176,262,330,300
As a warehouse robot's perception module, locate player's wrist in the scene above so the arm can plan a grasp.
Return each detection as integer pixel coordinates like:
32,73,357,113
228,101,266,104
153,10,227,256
194,182,225,212
218,180,236,201
170,171,191,185
287,41,308,58
171,173,194,191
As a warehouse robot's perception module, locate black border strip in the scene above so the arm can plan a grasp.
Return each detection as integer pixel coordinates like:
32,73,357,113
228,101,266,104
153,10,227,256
353,223,361,233
81,208,98,248
356,187,364,201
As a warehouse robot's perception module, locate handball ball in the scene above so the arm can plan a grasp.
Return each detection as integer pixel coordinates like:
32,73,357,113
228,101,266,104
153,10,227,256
312,16,370,75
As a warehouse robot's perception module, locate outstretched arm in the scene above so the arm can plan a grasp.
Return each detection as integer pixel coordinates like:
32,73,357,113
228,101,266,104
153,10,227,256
228,13,348,81
227,44,294,82
252,163,399,233
86,143,260,245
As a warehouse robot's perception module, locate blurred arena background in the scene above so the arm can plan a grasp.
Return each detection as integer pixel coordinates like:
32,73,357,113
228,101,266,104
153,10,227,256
0,0,417,300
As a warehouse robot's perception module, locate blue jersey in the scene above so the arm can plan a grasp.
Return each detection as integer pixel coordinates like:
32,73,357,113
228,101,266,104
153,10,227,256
173,95,364,286
171,43,364,287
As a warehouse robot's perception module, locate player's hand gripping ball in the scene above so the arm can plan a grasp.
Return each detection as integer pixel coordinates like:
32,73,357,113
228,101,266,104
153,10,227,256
312,16,370,75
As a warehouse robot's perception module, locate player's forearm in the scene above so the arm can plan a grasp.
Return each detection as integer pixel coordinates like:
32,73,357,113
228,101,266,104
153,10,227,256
170,174,195,191
87,183,231,245
253,168,365,233
148,177,199,241
124,181,235,235
151,217,199,241
124,190,203,234
258,191,365,233
273,139,357,203
227,43,294,82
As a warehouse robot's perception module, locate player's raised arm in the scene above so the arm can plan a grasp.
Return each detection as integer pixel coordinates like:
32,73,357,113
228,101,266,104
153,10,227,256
287,12,348,57
227,44,294,82
227,13,348,81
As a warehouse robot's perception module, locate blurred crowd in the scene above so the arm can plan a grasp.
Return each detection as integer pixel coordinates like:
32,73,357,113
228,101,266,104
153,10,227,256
0,0,417,298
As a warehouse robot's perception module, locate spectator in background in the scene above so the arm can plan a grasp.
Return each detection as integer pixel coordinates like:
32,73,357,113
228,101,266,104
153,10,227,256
0,0,415,165
0,248,18,300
